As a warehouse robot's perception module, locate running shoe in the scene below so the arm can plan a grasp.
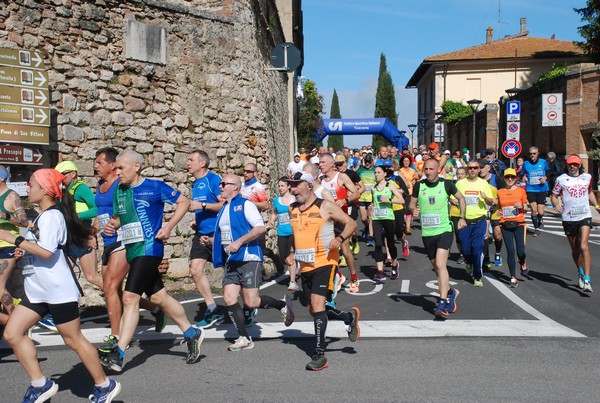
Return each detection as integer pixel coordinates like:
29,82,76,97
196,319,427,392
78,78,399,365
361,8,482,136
473,278,484,287
338,255,347,267
287,281,300,292
583,276,593,293
483,259,492,271
100,349,123,372
578,268,585,289
494,254,503,267
402,240,410,257
533,229,540,237
352,240,360,255
348,278,359,293
22,378,58,403
434,299,449,318
38,313,58,333
465,264,473,275
346,306,360,342
98,335,119,355
281,294,295,327
185,327,205,364
510,276,518,288
366,239,375,247
457,254,465,265
390,263,399,280
306,353,328,371
228,336,254,351
360,230,367,241
336,273,346,293
197,308,225,329
520,263,529,276
244,308,258,327
151,308,167,333
373,271,386,283
447,288,460,313
88,378,121,403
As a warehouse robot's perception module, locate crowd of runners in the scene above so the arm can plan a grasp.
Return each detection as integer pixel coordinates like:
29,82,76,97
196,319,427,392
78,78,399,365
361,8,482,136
0,142,598,401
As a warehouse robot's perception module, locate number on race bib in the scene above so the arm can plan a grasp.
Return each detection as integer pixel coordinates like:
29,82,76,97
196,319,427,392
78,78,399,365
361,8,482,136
295,248,315,263
465,196,479,206
373,207,388,218
278,213,290,225
421,214,441,227
97,213,110,231
221,231,232,245
570,205,588,216
121,222,144,245
502,207,518,218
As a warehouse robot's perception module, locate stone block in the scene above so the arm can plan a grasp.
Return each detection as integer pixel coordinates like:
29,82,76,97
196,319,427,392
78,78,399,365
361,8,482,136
124,127,147,140
174,114,189,128
117,74,131,86
62,125,83,141
166,258,189,278
124,96,145,112
111,111,133,126
91,109,111,125
62,94,77,110
136,142,154,153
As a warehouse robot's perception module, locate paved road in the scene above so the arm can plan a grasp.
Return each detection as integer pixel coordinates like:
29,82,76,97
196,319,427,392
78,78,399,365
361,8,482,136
2,212,600,401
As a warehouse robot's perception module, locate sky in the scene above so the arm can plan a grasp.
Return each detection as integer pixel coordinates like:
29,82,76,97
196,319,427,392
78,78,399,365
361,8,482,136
301,0,586,149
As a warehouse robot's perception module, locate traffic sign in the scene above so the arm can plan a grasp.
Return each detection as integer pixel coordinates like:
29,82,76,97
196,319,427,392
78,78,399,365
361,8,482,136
0,104,49,125
0,48,45,69
542,93,563,127
0,65,48,88
501,139,522,158
0,124,49,144
0,145,44,165
506,101,521,122
270,42,302,72
506,121,520,141
0,86,49,107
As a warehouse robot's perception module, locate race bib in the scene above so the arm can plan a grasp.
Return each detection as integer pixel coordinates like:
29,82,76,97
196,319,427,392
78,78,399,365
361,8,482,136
365,184,374,191
570,205,588,216
21,254,35,275
221,230,232,245
465,196,479,206
530,176,541,185
421,214,441,227
502,206,518,218
97,213,110,231
295,248,315,263
277,213,290,225
329,188,337,198
373,207,388,218
121,222,144,245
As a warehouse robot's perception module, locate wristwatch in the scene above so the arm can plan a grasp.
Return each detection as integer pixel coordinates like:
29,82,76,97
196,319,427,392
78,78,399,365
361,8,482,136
201,202,207,211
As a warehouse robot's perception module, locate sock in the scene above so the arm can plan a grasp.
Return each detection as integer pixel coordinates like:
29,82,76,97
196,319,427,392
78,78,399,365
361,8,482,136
313,311,328,355
537,213,543,225
116,346,125,359
183,326,198,339
151,306,160,314
495,239,503,254
96,378,111,389
579,267,584,276
206,303,217,313
584,275,591,281
325,305,352,324
258,295,285,310
228,303,249,338
31,376,47,388
531,215,539,229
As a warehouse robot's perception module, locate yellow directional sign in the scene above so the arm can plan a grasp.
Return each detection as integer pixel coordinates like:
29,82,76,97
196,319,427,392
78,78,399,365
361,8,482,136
0,124,48,144
0,48,45,69
0,86,49,107
0,65,48,88
0,104,49,126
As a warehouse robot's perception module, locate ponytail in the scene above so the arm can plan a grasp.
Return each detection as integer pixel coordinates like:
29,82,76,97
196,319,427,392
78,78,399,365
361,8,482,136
59,190,95,248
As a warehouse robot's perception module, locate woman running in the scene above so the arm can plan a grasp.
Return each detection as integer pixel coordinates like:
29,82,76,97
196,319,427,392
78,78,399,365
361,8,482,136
268,177,297,290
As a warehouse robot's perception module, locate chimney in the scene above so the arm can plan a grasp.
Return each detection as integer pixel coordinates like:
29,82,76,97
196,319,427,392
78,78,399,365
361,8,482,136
520,18,527,34
486,26,493,44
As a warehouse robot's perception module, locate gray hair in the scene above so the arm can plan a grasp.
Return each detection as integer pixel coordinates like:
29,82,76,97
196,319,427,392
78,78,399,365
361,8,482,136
547,151,556,160
117,150,144,167
191,149,210,166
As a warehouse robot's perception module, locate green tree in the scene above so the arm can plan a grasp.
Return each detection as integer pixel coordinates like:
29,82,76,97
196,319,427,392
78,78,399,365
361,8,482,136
297,79,324,150
441,100,473,125
575,1,600,63
327,89,344,152
373,53,397,149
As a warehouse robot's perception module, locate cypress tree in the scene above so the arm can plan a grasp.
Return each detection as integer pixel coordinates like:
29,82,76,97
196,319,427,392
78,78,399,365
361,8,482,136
327,89,344,152
373,53,397,150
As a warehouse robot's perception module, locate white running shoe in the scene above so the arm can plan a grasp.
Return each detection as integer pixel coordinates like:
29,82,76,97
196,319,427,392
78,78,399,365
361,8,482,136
228,336,254,351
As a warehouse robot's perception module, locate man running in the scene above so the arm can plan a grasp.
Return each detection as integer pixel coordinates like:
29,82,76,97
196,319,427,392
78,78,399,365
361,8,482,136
101,150,203,371
551,155,600,292
187,150,225,328
522,146,550,237
409,159,466,317
285,172,360,371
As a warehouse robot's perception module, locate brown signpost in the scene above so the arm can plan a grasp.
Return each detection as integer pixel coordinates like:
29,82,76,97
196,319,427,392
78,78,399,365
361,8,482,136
0,47,50,145
0,144,44,165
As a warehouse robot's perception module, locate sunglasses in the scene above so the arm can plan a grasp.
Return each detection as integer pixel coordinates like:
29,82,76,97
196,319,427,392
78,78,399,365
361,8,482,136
529,153,538,155
243,170,255,173
219,182,236,187
467,166,480,170
504,175,516,179
334,162,344,167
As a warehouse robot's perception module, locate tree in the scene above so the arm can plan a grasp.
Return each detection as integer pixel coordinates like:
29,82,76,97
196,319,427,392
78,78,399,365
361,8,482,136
575,1,600,63
297,79,324,150
327,89,344,152
373,53,397,150
441,100,473,126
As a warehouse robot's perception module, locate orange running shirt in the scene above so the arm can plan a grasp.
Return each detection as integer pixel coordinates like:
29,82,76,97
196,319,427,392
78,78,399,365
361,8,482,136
497,187,528,223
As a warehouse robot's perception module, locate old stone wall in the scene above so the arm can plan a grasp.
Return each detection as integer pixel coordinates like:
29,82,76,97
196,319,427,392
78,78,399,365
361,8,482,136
0,0,293,299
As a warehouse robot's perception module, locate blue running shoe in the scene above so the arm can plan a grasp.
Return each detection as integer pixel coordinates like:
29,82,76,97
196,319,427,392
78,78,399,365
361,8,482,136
447,288,460,313
88,378,121,403
434,299,449,318
22,378,58,403
197,308,225,329
494,254,502,267
244,308,258,327
38,313,58,333
366,239,375,247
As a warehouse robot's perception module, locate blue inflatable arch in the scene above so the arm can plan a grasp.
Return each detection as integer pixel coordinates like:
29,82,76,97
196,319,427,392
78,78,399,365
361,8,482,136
316,118,410,148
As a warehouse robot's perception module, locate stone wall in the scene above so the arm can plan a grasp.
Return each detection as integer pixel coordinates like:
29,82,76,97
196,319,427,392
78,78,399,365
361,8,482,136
0,0,293,298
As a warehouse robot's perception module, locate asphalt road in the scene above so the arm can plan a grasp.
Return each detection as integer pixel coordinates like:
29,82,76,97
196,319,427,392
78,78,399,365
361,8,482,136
2,211,600,402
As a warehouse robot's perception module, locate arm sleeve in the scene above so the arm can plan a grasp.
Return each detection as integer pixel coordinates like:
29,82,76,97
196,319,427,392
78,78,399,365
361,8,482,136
75,185,98,220
445,180,458,196
412,182,421,195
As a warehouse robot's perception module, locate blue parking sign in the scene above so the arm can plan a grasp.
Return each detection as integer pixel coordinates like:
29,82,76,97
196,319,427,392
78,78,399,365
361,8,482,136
507,101,520,121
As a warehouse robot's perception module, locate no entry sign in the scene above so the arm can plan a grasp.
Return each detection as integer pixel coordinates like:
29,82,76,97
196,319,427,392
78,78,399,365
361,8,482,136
501,139,522,159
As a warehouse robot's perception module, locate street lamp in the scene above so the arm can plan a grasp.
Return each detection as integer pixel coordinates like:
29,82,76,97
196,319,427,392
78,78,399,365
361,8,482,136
505,87,524,99
407,124,417,148
467,99,482,156
418,115,427,145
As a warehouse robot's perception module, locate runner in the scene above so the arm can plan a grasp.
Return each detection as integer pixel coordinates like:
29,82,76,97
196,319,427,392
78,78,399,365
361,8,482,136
522,146,550,237
455,161,495,287
408,159,466,317
285,172,360,371
187,149,226,329
497,168,529,287
356,153,376,246
370,166,404,281
335,154,365,257
209,173,294,351
551,155,600,292
398,155,417,235
449,167,467,263
100,150,204,371
0,168,121,402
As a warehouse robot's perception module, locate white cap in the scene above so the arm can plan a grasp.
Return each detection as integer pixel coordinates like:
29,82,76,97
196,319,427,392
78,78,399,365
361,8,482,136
286,172,314,186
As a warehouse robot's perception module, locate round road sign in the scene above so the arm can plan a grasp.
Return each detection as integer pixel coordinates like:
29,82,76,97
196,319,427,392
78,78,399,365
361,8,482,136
501,139,522,159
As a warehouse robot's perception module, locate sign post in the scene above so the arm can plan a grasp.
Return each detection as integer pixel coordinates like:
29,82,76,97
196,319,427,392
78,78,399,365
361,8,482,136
505,100,522,168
